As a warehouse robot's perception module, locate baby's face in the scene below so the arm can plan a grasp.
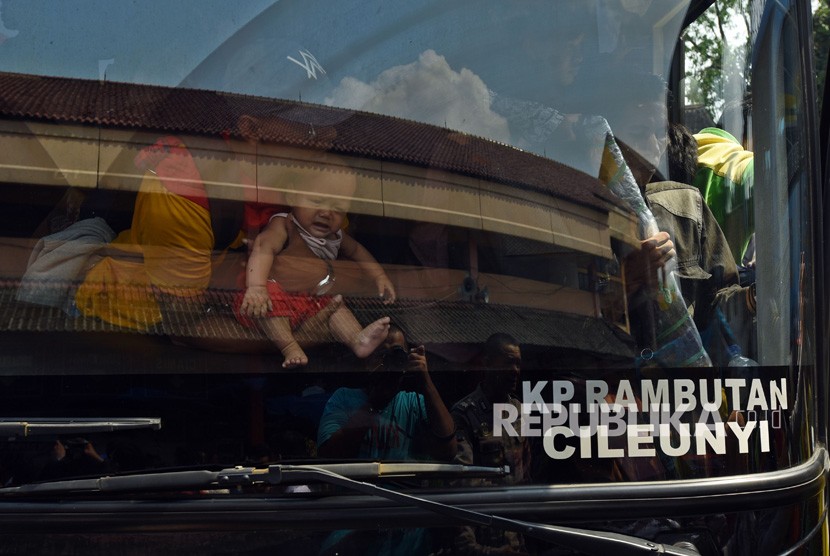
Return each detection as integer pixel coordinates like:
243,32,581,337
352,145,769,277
290,172,355,239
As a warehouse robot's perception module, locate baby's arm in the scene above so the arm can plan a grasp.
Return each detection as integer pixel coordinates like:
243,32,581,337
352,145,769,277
340,234,396,303
240,217,289,317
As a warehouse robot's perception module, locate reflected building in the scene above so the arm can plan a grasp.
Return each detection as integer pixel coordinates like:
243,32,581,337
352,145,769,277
0,72,641,369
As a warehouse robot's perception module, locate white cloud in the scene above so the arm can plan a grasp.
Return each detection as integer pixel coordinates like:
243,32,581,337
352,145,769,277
325,49,510,143
0,0,19,43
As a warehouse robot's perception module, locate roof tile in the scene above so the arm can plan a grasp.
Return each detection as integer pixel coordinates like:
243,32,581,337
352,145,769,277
0,72,626,213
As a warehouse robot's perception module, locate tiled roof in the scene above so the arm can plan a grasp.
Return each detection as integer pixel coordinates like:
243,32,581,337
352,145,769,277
0,281,634,360
353,297,634,359
683,104,716,134
0,72,623,213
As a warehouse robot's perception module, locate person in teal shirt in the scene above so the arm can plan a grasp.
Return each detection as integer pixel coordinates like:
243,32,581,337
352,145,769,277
317,323,455,461
317,323,456,556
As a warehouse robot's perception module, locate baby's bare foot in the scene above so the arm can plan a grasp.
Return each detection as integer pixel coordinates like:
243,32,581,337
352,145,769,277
281,342,308,369
352,317,390,358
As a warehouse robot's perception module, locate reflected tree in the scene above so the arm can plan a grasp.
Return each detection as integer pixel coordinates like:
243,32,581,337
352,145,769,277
683,0,751,122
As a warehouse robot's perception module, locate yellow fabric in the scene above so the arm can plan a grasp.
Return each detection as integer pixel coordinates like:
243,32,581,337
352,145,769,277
695,132,753,185
75,173,214,330
129,175,214,292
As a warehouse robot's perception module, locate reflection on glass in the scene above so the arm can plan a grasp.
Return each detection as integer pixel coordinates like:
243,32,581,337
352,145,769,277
0,0,816,504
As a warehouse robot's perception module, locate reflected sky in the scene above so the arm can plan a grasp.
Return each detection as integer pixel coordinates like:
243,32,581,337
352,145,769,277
0,0,688,176
0,0,275,85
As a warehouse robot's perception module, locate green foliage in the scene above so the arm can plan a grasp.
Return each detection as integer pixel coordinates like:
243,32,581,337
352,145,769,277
686,1,829,119
684,0,751,122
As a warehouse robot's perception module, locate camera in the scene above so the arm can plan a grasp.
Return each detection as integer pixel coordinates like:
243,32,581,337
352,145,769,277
381,345,409,371
63,437,88,449
60,437,89,459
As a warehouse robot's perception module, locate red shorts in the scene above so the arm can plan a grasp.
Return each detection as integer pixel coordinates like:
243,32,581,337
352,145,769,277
233,281,333,330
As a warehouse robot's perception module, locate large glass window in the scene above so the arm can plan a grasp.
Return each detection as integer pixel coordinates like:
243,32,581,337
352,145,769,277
0,0,818,497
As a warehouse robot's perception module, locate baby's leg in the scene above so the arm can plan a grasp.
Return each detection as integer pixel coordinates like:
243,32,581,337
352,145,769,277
260,316,308,368
293,295,343,346
328,306,390,359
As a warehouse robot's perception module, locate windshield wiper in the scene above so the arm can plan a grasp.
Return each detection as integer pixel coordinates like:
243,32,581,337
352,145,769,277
269,465,700,556
0,462,697,554
0,417,161,436
0,462,508,496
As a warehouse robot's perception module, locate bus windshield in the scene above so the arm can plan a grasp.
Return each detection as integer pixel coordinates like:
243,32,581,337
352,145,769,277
0,0,824,553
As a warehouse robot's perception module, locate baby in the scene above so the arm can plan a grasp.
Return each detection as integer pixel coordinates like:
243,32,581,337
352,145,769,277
236,167,395,368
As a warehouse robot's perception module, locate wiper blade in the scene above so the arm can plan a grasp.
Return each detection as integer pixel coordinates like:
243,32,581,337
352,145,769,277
0,462,509,496
271,462,510,482
267,465,700,556
0,417,161,436
0,463,696,554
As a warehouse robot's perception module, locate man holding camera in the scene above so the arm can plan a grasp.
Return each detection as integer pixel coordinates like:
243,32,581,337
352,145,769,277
317,323,456,461
40,438,109,481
